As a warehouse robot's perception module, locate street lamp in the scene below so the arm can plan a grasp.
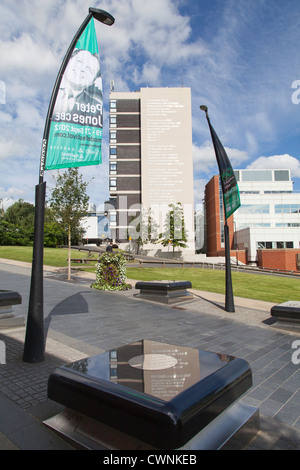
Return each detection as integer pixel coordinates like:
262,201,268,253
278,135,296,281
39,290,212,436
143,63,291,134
22,8,115,364
200,104,235,312
89,7,114,25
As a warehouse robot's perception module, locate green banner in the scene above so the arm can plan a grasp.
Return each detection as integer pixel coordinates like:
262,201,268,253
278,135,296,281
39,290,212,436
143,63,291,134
207,119,241,219
220,167,241,219
45,18,102,170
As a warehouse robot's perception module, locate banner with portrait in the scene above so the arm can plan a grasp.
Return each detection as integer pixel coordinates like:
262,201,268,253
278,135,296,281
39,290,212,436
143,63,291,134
45,18,103,170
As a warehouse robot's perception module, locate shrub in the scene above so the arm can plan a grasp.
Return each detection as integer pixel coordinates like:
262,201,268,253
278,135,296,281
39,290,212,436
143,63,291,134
92,252,131,291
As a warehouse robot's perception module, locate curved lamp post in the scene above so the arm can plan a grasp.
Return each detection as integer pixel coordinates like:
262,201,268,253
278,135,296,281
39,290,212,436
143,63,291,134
22,8,114,363
200,105,235,313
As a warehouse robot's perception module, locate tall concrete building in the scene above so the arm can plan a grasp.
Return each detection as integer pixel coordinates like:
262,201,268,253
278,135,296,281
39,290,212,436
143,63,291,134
107,87,195,254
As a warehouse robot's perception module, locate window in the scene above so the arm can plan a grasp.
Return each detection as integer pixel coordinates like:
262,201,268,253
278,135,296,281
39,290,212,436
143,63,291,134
257,242,273,249
110,365,118,378
292,205,300,213
258,241,294,250
110,131,116,143
110,146,117,158
242,170,272,181
239,204,269,214
110,116,117,128
249,223,270,227
110,178,117,191
275,204,300,214
110,100,116,110
274,170,289,181
265,191,292,194
109,212,117,226
239,191,260,194
110,163,117,174
234,170,240,181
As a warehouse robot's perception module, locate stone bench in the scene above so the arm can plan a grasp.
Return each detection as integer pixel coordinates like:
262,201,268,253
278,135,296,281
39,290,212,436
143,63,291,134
134,280,194,304
68,258,94,264
271,301,300,330
0,290,24,328
45,340,259,450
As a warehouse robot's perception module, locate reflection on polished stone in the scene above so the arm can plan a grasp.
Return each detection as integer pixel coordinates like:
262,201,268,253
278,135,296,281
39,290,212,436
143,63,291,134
48,340,253,448
63,340,232,400
128,353,178,371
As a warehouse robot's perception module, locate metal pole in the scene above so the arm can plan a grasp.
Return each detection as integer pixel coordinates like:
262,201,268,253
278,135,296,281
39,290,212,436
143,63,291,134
224,221,235,312
200,105,235,313
22,181,46,362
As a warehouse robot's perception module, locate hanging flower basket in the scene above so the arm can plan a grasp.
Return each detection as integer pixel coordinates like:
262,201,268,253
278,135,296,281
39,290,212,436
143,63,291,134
92,252,131,291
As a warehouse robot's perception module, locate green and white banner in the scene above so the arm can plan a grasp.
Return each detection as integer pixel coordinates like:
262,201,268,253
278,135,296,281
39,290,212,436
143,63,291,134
45,18,103,170
207,118,241,219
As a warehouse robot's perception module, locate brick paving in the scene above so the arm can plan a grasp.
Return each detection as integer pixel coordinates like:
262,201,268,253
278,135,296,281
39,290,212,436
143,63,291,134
0,259,299,450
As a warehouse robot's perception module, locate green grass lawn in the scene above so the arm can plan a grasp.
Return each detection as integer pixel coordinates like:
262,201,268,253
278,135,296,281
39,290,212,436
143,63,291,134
0,246,98,267
0,246,299,303
126,267,300,304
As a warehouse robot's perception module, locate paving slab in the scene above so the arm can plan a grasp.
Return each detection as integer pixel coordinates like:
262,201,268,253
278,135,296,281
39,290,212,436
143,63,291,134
0,260,299,450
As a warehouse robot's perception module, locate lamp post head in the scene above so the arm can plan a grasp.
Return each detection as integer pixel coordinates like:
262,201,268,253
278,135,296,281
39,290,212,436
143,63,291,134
200,105,209,119
89,8,115,26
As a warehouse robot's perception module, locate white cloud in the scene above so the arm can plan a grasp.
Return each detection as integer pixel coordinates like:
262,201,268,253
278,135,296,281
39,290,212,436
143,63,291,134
193,141,249,176
192,141,249,208
247,154,300,178
140,63,161,84
193,178,207,208
1,0,300,209
0,139,24,160
0,34,58,75
98,0,207,83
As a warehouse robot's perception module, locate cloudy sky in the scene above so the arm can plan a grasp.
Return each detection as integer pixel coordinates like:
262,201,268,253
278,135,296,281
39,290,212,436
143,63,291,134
1,0,300,211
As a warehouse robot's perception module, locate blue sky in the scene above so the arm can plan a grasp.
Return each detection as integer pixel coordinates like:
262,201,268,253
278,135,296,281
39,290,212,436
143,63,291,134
0,0,300,210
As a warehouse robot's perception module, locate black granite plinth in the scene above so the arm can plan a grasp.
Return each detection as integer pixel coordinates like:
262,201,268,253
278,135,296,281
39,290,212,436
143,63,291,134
135,280,193,304
271,301,300,328
0,290,23,328
47,340,253,449
0,290,22,307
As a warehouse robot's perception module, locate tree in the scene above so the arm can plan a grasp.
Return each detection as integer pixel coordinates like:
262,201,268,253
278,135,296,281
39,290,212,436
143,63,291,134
4,199,35,230
127,206,159,254
2,200,35,245
49,167,90,279
159,202,188,256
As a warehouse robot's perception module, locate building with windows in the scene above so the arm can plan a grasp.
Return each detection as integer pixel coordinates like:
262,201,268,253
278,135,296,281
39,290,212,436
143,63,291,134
205,169,300,270
107,87,195,254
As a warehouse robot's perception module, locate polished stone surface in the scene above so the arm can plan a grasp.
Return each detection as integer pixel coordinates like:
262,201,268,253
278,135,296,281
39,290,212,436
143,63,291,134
0,290,21,307
48,340,252,448
0,290,23,328
135,280,193,304
135,280,192,291
271,301,300,327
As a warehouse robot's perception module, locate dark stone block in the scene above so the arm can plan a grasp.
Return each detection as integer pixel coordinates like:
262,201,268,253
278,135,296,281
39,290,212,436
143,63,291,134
47,340,253,449
0,290,22,307
0,290,23,328
271,301,300,327
135,280,193,304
